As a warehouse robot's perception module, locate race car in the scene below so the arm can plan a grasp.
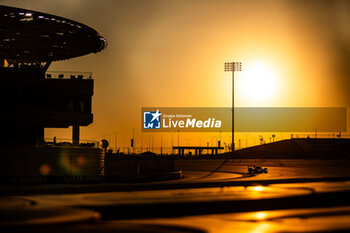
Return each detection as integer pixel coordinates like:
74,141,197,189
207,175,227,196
248,166,268,175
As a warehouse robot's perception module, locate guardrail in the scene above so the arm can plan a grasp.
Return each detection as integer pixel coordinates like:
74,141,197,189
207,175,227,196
44,138,100,148
45,71,92,80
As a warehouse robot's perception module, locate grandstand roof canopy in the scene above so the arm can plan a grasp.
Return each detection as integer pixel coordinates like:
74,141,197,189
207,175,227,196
0,5,107,63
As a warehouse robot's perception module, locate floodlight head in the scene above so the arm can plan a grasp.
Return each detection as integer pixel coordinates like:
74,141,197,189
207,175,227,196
224,62,242,72
224,62,233,72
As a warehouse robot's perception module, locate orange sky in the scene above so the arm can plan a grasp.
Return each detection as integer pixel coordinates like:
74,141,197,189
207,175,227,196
2,0,350,151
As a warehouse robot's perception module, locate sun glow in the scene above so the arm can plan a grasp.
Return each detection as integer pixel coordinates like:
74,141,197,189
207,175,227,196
237,61,280,105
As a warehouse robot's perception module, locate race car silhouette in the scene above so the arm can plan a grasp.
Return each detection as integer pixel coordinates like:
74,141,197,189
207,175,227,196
248,166,268,175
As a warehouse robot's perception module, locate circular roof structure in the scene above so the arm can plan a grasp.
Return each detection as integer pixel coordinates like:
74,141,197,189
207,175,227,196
0,5,107,63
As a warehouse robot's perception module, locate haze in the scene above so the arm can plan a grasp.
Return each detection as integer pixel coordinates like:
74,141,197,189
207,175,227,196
2,0,350,150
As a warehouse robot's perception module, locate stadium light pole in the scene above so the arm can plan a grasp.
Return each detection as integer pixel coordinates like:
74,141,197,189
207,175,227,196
224,62,242,152
113,131,119,153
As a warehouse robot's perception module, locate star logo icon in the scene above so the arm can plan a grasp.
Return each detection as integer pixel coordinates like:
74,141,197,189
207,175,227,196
143,109,162,129
150,109,161,122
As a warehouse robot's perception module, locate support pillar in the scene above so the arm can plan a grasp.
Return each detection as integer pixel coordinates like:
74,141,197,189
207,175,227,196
73,123,80,145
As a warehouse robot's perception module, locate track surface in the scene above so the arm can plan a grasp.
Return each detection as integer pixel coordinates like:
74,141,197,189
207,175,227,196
2,159,350,232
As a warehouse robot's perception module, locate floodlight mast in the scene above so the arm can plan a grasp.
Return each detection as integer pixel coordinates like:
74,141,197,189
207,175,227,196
224,62,242,152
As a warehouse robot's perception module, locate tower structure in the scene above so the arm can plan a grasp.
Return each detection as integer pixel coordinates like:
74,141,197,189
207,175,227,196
0,5,107,146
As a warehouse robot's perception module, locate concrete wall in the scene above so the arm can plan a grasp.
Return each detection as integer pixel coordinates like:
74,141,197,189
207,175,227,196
0,146,102,177
104,154,175,178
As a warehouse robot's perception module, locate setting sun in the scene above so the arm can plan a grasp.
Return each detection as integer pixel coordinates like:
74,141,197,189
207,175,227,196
237,61,280,105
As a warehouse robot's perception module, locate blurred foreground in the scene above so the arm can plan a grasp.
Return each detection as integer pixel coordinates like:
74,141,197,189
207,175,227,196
1,158,350,232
